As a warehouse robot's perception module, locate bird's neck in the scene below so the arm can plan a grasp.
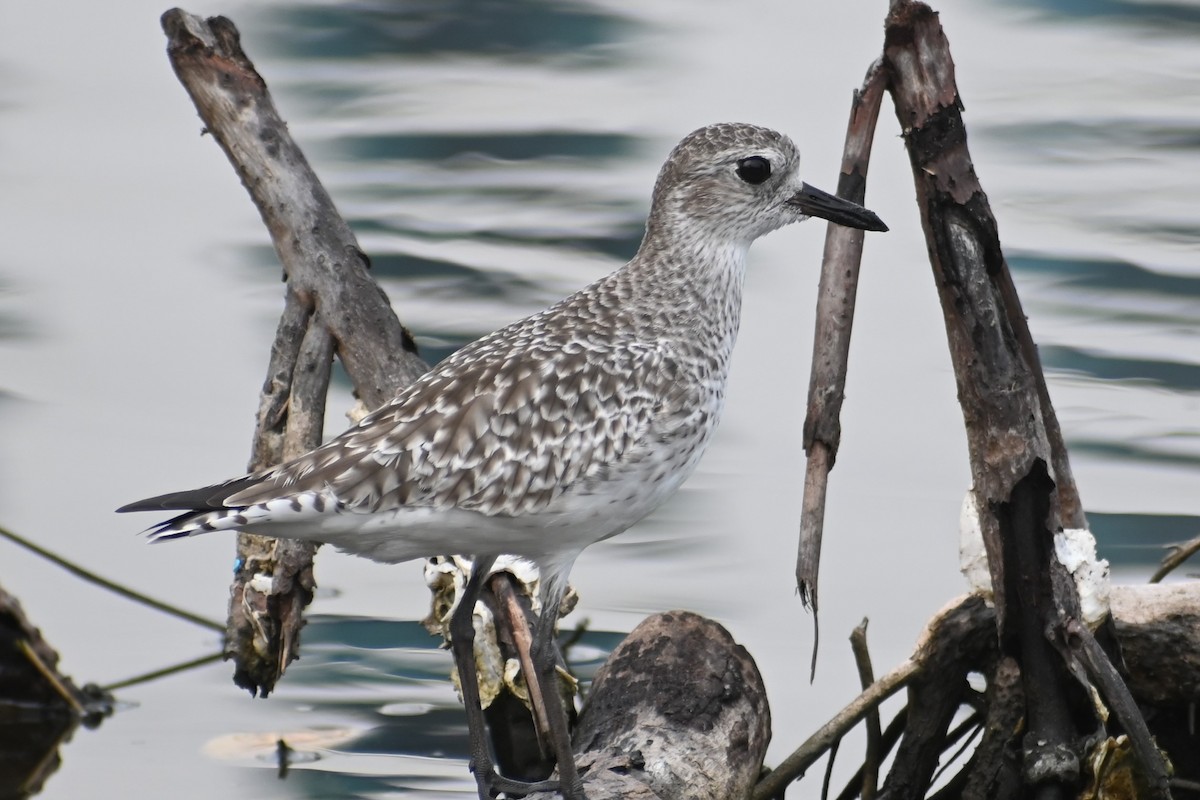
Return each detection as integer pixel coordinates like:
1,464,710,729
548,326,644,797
618,222,749,343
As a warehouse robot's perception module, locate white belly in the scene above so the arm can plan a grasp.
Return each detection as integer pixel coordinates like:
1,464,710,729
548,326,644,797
258,424,710,574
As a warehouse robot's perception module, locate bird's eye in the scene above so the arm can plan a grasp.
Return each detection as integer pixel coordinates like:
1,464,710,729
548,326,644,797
736,156,772,185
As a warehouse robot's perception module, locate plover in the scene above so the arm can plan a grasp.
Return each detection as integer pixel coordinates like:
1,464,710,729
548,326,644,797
120,122,886,799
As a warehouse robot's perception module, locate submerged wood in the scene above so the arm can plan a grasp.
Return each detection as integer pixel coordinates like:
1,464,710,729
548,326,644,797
160,9,428,697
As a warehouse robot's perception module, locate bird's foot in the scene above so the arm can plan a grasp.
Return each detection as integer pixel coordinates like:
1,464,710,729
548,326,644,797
469,763,588,799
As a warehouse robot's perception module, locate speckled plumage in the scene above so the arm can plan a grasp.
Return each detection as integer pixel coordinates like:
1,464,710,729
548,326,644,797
121,122,885,590
121,122,887,800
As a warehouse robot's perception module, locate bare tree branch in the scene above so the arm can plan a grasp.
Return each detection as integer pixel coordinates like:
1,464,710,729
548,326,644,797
160,8,428,696
797,59,888,619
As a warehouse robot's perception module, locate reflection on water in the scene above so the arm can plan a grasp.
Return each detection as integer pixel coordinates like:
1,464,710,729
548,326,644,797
339,131,639,163
1088,512,1200,563
1014,0,1200,30
200,616,622,792
249,1,636,61
1012,253,1200,299
1040,344,1200,392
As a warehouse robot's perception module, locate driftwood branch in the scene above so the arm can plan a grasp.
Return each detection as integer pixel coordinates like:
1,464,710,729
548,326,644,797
880,3,1168,796
161,8,428,697
484,571,557,781
834,712,909,800
875,598,997,800
160,12,427,404
766,583,1200,800
884,0,1056,603
796,60,889,619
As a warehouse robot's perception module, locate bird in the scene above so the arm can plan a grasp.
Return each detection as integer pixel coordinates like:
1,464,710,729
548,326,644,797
119,122,887,799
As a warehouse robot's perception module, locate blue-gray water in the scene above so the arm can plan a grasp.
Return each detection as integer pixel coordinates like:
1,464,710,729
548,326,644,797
1,1,1197,797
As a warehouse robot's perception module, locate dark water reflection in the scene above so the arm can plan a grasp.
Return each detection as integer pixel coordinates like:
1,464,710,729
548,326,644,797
277,617,620,771
0,277,34,345
986,119,1200,158
1011,253,1200,298
1088,512,1200,563
248,0,636,62
1040,344,1200,392
340,132,639,163
1016,0,1200,30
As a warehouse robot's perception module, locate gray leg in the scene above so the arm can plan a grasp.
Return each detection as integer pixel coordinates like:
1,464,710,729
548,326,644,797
530,578,587,800
448,555,562,798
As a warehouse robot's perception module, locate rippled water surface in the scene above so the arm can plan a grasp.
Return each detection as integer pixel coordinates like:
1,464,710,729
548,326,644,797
1,1,1197,797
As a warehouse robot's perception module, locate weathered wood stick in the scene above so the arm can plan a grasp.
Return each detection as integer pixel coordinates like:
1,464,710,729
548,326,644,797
160,8,428,697
878,4,1169,795
796,60,888,617
160,11,427,404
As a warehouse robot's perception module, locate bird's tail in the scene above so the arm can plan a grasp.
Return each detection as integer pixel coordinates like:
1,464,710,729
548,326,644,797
118,476,334,542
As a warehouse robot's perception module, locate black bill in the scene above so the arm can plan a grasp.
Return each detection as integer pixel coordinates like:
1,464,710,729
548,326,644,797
787,183,888,232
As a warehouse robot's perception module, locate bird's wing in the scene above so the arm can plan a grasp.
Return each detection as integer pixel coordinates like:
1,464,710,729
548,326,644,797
224,340,678,516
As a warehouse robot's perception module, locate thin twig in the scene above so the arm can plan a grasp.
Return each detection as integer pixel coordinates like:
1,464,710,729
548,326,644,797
752,658,919,800
926,763,974,800
1150,534,1200,583
942,709,984,750
850,619,881,800
101,651,225,692
0,523,224,633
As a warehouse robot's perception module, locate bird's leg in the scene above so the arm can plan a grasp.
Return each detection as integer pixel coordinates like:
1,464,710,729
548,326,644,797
530,578,587,800
449,555,561,799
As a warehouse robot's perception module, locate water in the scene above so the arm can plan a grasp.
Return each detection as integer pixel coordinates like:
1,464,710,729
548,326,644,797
1,1,1196,797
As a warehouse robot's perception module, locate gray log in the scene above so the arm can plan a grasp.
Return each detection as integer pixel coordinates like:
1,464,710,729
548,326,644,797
529,611,771,800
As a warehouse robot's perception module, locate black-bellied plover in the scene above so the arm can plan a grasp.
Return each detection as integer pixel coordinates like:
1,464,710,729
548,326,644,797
120,122,886,799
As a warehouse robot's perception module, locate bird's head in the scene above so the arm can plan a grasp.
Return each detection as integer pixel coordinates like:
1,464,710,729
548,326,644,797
648,123,887,247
